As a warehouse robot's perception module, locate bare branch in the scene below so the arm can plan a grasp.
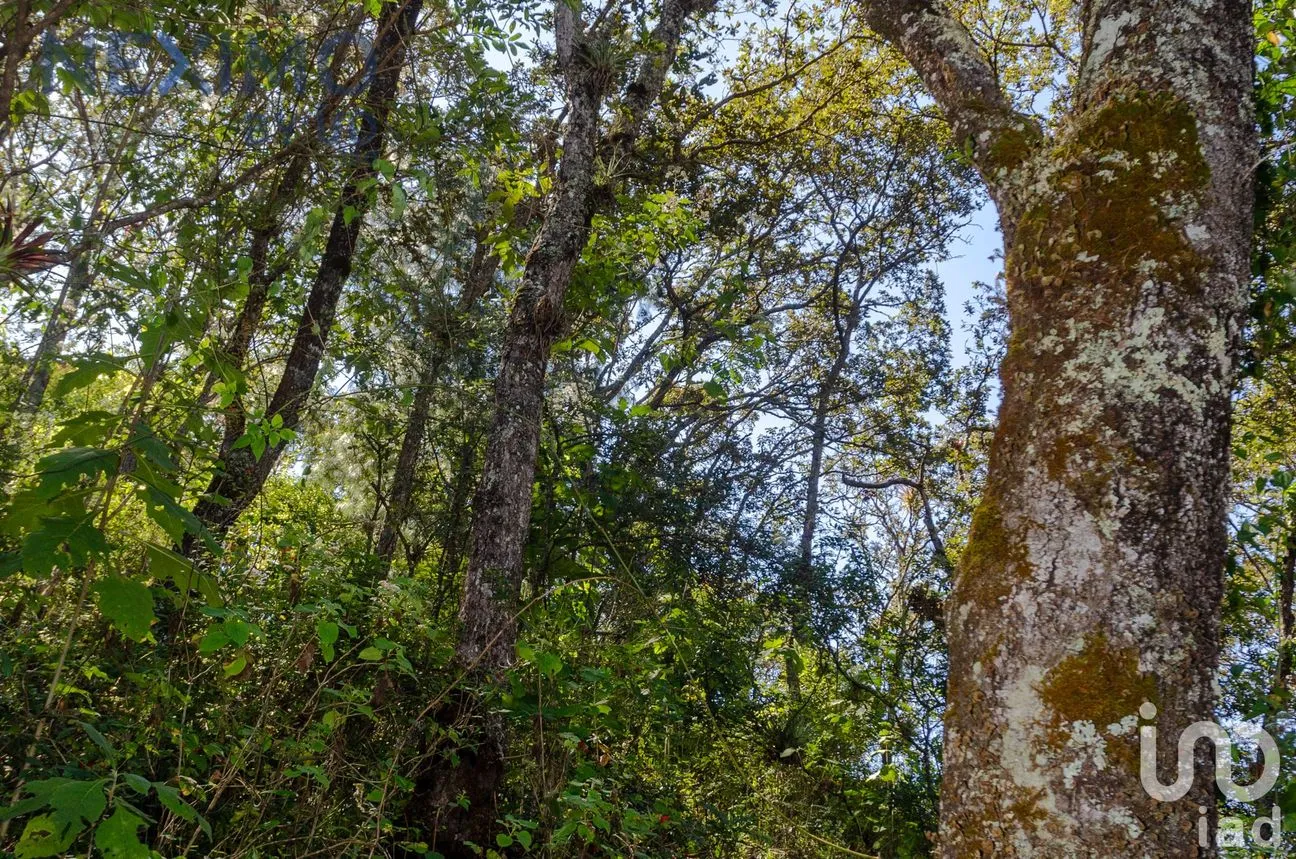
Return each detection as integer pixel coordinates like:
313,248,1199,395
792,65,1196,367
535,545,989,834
842,474,952,572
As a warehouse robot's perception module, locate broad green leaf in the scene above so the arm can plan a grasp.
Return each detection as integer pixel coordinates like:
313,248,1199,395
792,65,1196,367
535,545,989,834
75,720,118,762
94,576,155,641
223,619,251,646
94,806,149,859
391,183,407,219
198,626,229,654
136,482,215,552
15,813,77,858
153,784,208,837
536,652,563,678
120,775,151,796
145,542,222,606
50,354,126,399
34,447,118,499
317,621,339,662
22,513,108,576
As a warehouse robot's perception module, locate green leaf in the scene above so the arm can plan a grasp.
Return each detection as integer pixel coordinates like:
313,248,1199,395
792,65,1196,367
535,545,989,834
75,720,118,763
198,627,229,654
516,830,532,849
223,654,248,678
223,619,251,647
94,576,155,641
51,354,125,399
317,621,339,662
94,806,149,859
15,813,77,858
137,482,216,552
12,777,109,855
359,647,383,660
120,774,151,795
145,542,221,606
153,784,208,837
391,183,407,219
496,833,513,848
22,513,108,576
536,652,563,678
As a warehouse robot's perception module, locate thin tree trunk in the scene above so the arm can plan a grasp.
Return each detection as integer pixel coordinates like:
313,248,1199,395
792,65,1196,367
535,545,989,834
455,0,706,668
188,0,424,545
787,319,853,700
14,248,91,413
373,348,441,568
374,235,501,575
211,153,311,459
861,0,1254,853
1270,532,1296,726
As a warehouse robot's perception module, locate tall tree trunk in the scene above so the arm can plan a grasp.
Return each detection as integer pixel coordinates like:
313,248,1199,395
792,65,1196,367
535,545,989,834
455,0,707,669
14,248,91,414
787,314,855,700
425,3,708,853
188,0,423,545
861,0,1254,853
211,153,312,461
1268,532,1296,733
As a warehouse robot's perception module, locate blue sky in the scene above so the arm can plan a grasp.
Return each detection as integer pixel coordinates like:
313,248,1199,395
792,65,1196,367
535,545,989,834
933,201,1003,368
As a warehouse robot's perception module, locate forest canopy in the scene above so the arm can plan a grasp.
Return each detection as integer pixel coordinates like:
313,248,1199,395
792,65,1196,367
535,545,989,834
0,0,1291,856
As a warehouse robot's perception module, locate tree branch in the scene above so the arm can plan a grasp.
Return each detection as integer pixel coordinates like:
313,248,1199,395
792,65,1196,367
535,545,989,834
842,474,952,573
857,0,1042,204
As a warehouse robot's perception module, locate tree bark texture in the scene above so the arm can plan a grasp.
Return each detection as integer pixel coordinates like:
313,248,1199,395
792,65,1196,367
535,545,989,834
426,3,709,854
860,0,1254,854
455,0,708,671
188,0,423,542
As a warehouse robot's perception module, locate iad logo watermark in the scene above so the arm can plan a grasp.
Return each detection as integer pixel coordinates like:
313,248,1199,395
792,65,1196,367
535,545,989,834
1138,702,1283,849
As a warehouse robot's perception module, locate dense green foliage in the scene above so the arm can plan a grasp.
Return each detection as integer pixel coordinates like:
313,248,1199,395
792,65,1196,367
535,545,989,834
0,0,1293,856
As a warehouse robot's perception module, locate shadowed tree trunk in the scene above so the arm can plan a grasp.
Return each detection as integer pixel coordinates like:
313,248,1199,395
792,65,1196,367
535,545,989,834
372,346,442,568
859,0,1254,853
457,0,710,669
787,274,862,701
209,152,313,465
1264,531,1296,744
187,0,424,547
421,1,710,853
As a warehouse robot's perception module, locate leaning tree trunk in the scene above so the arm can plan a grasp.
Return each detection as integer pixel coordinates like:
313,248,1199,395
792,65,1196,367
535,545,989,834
456,0,708,671
860,0,1254,854
14,249,92,414
188,0,423,544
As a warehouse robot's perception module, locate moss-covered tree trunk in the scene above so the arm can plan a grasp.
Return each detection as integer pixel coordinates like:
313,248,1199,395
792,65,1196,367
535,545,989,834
861,0,1254,853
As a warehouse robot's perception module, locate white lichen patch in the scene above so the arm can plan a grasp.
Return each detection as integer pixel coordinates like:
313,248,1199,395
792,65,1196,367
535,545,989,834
1061,720,1108,788
1107,714,1139,737
1087,11,1137,73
